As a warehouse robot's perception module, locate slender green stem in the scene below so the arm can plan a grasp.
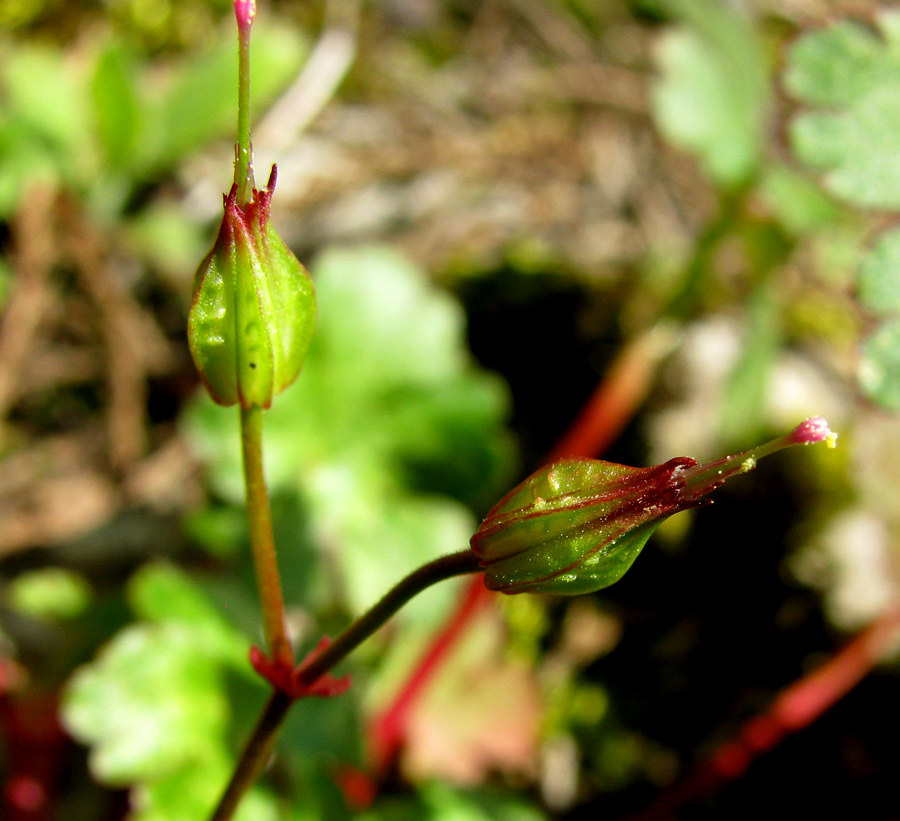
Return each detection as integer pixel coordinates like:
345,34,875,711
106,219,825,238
234,11,255,203
209,549,483,821
240,405,292,666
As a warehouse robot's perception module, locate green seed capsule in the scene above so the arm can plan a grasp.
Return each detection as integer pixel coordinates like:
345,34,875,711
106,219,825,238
471,417,836,595
471,457,699,595
188,166,315,409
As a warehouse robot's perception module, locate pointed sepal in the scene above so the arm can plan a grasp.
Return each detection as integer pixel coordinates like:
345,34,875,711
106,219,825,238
188,166,315,409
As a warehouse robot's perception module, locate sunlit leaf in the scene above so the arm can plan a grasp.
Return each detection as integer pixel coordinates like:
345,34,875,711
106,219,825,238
7,567,91,620
402,611,542,785
787,12,900,208
652,0,768,186
62,622,230,784
61,565,254,805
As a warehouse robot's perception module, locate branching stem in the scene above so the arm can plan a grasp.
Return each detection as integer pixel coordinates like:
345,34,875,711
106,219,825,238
209,549,483,821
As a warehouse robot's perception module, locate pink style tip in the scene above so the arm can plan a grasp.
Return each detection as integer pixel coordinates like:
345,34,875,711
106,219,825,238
234,0,256,27
788,416,836,447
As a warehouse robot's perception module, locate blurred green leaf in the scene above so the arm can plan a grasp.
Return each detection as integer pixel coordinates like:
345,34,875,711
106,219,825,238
146,22,307,169
186,246,516,615
91,41,142,169
422,783,548,821
126,201,209,280
132,754,278,821
359,783,548,821
785,13,900,107
127,562,248,665
8,567,92,620
859,318,900,410
3,44,87,157
0,43,88,213
0,256,12,310
61,564,256,816
62,622,231,784
652,0,768,186
183,506,247,559
0,117,59,217
787,12,900,208
859,228,900,316
757,165,842,237
718,280,781,447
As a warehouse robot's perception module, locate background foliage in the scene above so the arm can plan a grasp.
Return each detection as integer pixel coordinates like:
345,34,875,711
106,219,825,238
2,0,900,819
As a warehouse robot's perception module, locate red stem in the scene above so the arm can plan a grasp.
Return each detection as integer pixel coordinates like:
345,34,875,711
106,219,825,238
368,576,492,773
545,324,677,462
1,692,66,821
624,606,900,821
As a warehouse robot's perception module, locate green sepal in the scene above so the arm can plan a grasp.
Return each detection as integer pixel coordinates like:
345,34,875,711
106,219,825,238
188,166,315,409
471,456,699,595
479,520,661,595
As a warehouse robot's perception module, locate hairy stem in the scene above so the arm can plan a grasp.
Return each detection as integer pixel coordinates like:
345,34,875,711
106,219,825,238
210,549,483,821
240,405,292,666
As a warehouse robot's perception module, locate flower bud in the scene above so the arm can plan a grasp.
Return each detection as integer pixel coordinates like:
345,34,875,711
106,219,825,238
471,417,836,595
188,166,315,408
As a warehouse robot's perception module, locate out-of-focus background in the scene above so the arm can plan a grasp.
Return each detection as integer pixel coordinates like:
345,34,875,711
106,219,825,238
2,0,900,818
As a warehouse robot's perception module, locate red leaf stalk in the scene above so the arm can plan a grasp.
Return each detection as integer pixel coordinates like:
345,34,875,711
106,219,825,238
624,605,900,821
368,576,492,773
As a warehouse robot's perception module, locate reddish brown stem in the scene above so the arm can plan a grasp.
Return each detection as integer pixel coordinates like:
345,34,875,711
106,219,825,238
211,550,482,820
365,325,673,774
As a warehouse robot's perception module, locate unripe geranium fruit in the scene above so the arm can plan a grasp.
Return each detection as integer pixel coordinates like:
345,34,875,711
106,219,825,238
188,166,315,409
471,417,837,595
